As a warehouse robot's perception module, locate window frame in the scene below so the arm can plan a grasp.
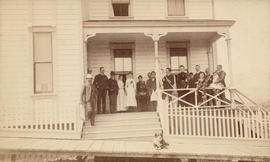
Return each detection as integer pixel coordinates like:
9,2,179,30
166,41,190,73
110,42,135,76
29,26,57,97
109,0,134,19
165,0,189,19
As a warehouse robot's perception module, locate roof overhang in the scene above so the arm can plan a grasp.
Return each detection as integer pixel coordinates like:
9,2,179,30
83,19,235,43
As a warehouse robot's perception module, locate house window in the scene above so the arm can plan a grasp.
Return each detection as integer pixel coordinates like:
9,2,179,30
114,49,132,73
167,0,185,16
170,48,188,71
112,0,130,16
33,32,53,93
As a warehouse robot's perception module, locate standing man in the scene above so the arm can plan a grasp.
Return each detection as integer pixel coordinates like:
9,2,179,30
162,68,174,101
215,65,226,102
108,71,119,113
81,74,97,126
93,67,108,114
193,65,203,87
176,65,187,106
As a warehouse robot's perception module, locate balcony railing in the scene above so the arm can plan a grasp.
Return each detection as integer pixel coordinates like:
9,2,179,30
159,88,270,140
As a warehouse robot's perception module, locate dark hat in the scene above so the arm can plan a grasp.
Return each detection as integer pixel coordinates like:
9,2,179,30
110,71,116,75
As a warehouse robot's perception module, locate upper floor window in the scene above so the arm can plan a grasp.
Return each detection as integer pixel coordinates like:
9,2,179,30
112,0,130,16
167,0,186,16
114,49,132,73
170,48,188,71
33,32,53,93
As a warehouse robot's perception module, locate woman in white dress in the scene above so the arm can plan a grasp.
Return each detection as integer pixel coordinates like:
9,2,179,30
125,72,137,111
117,75,127,112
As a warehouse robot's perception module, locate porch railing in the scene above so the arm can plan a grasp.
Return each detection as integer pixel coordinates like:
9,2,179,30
0,101,83,139
160,88,270,140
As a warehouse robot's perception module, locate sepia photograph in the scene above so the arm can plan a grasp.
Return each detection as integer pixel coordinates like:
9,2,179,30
0,0,269,161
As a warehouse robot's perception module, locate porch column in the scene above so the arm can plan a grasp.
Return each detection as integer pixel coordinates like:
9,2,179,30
83,33,96,83
144,32,167,89
225,34,234,87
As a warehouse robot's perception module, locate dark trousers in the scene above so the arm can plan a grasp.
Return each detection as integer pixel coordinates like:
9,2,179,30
109,94,117,113
137,95,147,111
97,90,107,114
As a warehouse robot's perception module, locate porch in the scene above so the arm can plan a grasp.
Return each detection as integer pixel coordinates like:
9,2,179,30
0,136,269,162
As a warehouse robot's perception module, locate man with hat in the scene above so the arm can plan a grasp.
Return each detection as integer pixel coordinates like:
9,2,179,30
108,71,119,113
80,73,97,126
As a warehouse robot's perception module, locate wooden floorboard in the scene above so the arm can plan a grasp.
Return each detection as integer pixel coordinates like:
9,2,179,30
0,137,269,161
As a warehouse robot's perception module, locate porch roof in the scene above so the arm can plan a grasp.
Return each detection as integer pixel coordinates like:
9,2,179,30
83,19,235,35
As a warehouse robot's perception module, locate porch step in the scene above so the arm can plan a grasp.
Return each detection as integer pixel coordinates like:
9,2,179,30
82,112,161,141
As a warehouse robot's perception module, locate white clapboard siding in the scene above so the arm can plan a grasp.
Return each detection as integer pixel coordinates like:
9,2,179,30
0,0,84,139
190,40,209,72
87,0,213,20
0,0,30,102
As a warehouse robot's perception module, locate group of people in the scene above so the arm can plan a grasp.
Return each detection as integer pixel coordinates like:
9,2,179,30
162,64,226,106
81,65,226,126
80,67,159,126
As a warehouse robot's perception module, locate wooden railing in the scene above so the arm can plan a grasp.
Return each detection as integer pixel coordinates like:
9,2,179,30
160,88,270,140
0,100,83,139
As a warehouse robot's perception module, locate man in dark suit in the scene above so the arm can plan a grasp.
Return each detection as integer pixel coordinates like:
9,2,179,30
93,67,108,114
108,71,119,113
176,65,187,106
162,68,174,101
193,65,204,87
216,65,226,103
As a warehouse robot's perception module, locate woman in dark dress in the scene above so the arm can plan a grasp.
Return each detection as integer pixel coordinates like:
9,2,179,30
136,75,148,111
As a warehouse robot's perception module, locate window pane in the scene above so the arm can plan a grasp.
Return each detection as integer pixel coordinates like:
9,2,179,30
113,4,129,16
168,0,185,16
34,33,52,62
179,56,187,69
171,56,179,70
34,63,53,93
123,57,132,71
115,58,124,71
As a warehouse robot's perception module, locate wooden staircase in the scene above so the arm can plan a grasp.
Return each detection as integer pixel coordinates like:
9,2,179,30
82,112,162,141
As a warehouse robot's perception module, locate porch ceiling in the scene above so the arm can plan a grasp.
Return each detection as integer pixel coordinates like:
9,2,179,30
83,19,235,35
86,32,218,42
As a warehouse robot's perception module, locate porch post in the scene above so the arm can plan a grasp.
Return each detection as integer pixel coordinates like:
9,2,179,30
144,32,167,89
225,34,234,87
83,33,96,83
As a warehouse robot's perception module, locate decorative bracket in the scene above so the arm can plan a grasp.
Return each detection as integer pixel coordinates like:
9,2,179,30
144,32,167,41
217,31,231,41
84,33,96,42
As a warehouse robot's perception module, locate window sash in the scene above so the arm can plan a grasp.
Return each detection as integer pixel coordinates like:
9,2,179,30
168,0,185,16
114,49,132,72
170,48,188,70
33,32,53,94
112,4,129,16
34,62,53,93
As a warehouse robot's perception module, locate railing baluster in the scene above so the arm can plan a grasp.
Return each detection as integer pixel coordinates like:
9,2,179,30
192,108,196,136
213,108,217,137
218,109,222,137
175,107,179,135
201,108,205,136
205,108,209,137
209,108,213,137
222,109,226,138
179,106,182,136
247,110,251,139
188,108,191,136
183,107,186,136
239,110,243,138
256,111,260,139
